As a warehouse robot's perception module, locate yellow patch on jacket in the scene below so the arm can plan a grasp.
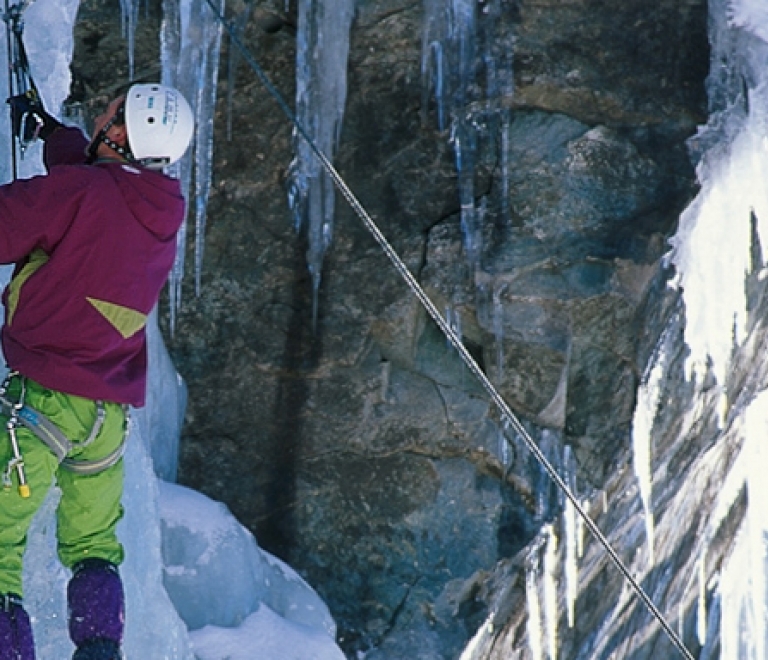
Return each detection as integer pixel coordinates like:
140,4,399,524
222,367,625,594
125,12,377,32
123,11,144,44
86,297,147,339
7,249,49,326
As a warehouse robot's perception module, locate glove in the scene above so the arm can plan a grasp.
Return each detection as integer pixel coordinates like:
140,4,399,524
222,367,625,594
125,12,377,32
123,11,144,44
6,91,62,142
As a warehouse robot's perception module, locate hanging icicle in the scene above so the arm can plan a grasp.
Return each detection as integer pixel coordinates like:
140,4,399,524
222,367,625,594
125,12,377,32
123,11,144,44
421,0,514,268
563,446,579,629
161,0,224,321
287,0,355,329
119,0,140,79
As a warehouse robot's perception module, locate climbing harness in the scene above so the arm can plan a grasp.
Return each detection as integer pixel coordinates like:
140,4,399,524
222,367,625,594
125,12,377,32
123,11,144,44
0,372,127,499
202,2,695,657
2,0,41,178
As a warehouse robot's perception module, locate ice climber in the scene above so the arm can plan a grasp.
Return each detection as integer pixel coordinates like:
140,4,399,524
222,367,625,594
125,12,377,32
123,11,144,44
0,83,194,660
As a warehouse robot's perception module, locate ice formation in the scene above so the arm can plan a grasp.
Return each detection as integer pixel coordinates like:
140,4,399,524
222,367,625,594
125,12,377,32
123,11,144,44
632,0,768,654
287,0,355,324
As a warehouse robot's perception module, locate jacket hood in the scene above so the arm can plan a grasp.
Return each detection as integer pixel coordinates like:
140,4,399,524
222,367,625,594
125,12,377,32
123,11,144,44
99,162,186,242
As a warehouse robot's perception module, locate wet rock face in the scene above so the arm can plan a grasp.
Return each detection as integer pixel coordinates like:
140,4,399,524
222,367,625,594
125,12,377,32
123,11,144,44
513,0,708,127
71,0,708,656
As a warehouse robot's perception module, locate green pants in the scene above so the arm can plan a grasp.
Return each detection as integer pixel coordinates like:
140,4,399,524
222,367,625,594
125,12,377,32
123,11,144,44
0,375,127,597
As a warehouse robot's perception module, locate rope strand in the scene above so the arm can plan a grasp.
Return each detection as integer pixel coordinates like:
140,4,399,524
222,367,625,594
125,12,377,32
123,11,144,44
202,2,695,657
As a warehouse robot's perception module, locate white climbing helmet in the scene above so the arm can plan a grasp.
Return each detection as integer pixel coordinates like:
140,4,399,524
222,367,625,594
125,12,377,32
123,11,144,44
124,83,194,168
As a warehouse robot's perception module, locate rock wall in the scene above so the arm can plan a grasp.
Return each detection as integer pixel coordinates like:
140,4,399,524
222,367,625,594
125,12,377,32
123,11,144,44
69,0,709,657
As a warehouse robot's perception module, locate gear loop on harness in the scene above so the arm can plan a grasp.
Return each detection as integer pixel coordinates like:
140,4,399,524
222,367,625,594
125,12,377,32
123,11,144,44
1,370,30,497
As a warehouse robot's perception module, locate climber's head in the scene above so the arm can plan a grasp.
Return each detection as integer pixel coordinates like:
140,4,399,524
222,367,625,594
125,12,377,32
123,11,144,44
89,83,194,169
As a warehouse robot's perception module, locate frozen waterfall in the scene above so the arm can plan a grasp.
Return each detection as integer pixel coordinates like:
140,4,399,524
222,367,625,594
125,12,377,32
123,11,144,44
631,0,768,656
657,0,768,654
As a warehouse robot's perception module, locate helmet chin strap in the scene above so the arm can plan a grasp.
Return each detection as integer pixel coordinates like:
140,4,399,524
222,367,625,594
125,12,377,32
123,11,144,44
86,103,135,164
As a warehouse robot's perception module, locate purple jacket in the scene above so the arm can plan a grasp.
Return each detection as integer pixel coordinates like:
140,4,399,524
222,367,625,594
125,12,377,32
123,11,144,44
0,127,186,406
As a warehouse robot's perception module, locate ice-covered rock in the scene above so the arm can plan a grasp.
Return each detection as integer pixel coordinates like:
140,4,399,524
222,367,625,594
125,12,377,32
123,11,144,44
158,480,337,639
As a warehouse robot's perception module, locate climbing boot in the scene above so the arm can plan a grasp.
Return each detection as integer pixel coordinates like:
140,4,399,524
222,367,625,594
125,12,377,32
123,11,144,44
67,559,124,660
72,639,121,660
0,594,35,660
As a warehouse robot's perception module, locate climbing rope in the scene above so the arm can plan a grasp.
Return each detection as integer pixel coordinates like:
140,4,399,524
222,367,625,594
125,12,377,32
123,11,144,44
201,2,696,657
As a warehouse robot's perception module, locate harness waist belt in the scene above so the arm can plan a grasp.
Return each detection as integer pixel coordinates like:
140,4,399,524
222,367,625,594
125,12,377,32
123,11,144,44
0,396,125,475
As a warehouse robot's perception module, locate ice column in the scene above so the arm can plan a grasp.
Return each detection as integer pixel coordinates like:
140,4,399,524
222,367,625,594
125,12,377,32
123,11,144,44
287,0,355,326
630,343,669,566
161,0,224,311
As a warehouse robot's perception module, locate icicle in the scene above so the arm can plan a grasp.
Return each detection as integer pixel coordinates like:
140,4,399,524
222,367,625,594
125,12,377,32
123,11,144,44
563,500,577,629
492,283,505,376
453,306,462,346
492,284,511,464
168,205,187,333
630,334,669,566
193,3,223,296
497,428,510,466
498,415,511,467
449,0,476,111
526,550,544,660
420,0,448,129
480,0,514,226
576,498,586,559
697,554,707,646
499,109,512,224
422,0,483,266
563,446,578,628
444,304,464,349
161,0,224,310
535,430,561,521
451,115,481,266
421,39,446,130
119,0,140,79
543,524,559,660
422,0,514,271
288,0,355,325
